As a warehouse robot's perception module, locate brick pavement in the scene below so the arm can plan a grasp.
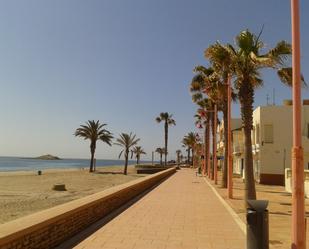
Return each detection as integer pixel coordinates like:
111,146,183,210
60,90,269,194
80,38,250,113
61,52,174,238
73,169,245,249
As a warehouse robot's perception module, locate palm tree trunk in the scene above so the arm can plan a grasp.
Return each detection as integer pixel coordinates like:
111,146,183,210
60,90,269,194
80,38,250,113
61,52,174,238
206,117,210,177
211,112,215,180
89,152,94,172
164,122,168,166
221,103,228,188
89,142,96,172
239,83,256,201
160,153,162,165
187,147,191,165
192,148,194,167
124,151,129,175
203,124,207,175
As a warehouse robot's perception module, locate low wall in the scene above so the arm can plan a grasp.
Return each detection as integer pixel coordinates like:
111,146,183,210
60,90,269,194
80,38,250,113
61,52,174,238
0,168,176,249
135,164,177,174
260,173,285,186
137,168,167,174
285,168,309,198
135,164,177,169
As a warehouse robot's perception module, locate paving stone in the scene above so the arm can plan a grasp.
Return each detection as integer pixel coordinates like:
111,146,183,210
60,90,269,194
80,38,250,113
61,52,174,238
74,169,245,249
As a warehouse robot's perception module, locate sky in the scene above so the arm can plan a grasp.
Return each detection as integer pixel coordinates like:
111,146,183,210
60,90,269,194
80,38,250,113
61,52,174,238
0,0,308,160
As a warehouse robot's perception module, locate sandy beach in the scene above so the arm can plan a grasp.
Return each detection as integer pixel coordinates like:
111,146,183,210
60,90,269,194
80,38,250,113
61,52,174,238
0,165,144,224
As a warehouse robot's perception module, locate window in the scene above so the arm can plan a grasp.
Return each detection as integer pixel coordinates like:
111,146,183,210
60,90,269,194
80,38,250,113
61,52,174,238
264,124,273,143
256,124,260,144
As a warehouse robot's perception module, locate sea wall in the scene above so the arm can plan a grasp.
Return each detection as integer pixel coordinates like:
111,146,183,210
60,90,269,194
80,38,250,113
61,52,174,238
0,167,176,249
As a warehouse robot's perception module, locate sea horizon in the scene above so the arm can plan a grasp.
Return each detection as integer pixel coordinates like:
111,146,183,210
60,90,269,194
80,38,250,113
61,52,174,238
0,156,152,172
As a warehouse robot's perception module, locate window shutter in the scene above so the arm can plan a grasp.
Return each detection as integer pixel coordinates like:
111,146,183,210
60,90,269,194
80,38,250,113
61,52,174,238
264,124,273,143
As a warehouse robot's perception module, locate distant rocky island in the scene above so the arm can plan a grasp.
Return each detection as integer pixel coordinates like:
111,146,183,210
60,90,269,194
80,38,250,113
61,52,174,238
35,154,61,160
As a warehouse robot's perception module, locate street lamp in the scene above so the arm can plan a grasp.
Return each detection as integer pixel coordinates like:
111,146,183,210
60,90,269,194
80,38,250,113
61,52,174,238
290,0,305,248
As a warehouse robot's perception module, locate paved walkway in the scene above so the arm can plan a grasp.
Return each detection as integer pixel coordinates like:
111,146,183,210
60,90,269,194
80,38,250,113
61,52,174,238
73,169,245,249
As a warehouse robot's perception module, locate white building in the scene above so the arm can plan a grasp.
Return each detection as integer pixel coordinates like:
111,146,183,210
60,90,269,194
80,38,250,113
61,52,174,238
217,118,243,173
251,100,309,185
217,100,309,185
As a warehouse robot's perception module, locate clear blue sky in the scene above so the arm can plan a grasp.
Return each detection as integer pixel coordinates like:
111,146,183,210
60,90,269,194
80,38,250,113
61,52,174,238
0,0,308,160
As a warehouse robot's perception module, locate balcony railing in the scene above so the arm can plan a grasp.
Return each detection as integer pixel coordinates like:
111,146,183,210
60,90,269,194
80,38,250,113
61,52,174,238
252,143,260,152
233,145,244,155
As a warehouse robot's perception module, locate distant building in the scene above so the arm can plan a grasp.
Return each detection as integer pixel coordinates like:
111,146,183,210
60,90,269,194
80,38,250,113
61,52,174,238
217,118,243,174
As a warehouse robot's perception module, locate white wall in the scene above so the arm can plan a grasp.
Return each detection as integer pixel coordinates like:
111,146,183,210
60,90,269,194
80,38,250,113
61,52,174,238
285,168,309,198
254,105,309,176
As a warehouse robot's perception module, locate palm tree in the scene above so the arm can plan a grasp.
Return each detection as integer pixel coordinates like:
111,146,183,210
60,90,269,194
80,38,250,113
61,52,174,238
114,133,140,175
74,120,113,172
131,146,146,165
182,132,197,166
226,29,293,200
155,147,166,165
194,106,211,175
205,42,235,188
190,71,216,177
194,109,211,175
182,144,191,165
155,112,176,166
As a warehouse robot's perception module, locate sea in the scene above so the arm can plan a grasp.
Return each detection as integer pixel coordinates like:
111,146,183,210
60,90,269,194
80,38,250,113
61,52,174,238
0,157,148,172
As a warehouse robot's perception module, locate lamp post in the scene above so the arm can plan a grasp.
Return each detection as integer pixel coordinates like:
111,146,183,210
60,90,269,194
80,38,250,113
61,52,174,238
227,75,233,199
291,0,305,248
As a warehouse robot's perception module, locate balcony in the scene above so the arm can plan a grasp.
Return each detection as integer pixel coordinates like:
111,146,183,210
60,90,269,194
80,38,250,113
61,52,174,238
252,144,260,154
233,144,244,156
217,140,225,150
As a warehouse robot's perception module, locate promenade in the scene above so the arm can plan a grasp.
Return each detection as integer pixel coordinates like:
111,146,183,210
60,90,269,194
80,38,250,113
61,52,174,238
72,169,245,249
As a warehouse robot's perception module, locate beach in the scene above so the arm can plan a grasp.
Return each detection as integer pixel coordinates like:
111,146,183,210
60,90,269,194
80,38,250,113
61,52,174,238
0,165,143,224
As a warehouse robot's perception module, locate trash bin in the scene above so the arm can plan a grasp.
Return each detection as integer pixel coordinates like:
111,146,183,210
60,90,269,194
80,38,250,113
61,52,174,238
246,200,269,249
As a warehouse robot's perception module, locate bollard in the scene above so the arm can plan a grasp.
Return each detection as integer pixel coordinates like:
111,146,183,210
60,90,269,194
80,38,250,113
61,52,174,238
246,200,269,249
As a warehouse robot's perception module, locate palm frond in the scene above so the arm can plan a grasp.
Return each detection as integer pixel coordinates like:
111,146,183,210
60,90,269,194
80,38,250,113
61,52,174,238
265,41,291,65
118,150,124,159
277,67,307,87
155,117,161,123
74,120,112,146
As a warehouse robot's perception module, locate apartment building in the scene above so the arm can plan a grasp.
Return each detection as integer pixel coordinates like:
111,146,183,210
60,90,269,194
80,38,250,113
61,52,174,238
252,100,309,185
217,118,243,174
217,100,309,185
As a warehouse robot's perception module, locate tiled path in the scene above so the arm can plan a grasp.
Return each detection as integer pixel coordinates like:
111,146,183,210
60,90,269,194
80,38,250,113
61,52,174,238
73,169,245,249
